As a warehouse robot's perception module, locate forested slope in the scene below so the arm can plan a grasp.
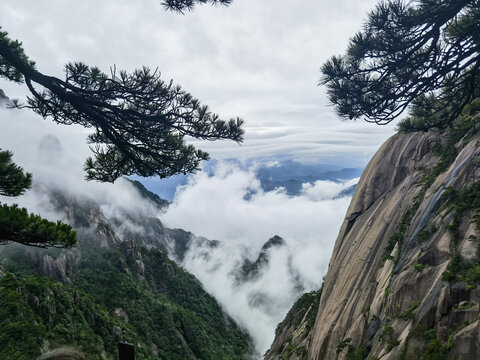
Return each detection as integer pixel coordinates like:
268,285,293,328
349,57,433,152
0,188,252,360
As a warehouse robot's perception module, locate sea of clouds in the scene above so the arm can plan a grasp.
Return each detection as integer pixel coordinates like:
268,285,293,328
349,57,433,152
0,108,355,356
161,162,355,354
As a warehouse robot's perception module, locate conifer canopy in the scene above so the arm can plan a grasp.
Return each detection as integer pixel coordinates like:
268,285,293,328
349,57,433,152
321,0,480,125
0,0,237,247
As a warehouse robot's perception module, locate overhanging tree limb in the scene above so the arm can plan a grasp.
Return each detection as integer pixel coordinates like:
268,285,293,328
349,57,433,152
0,29,244,182
0,149,31,197
0,203,76,248
320,0,480,125
0,0,237,249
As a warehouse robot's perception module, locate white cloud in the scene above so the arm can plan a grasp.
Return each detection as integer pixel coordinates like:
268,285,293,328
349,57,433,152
162,161,353,354
0,109,157,222
0,1,392,355
301,178,358,201
0,0,395,165
0,109,355,356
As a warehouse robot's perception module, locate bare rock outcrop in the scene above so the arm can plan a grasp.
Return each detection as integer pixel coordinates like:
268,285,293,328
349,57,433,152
267,126,480,359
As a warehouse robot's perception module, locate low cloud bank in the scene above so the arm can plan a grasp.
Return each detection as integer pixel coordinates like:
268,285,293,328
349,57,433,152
162,162,354,354
1,109,356,356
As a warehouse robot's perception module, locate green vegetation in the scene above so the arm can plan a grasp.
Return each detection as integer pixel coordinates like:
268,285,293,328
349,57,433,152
400,326,451,360
336,338,368,360
0,272,138,360
321,1,480,125
415,101,480,196
0,203,76,248
440,181,480,286
400,304,480,358
267,288,322,360
397,301,420,321
409,325,459,359
295,346,308,360
345,346,368,360
379,324,399,351
382,207,416,264
397,97,480,133
0,149,31,197
417,319,480,359
0,242,253,359
413,263,426,272
417,224,438,244
421,339,451,360
336,338,352,354
76,246,252,359
278,341,307,360
0,149,76,248
293,290,322,332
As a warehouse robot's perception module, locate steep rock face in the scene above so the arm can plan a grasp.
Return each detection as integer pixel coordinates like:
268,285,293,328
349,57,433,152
310,131,445,358
48,189,121,248
267,127,480,359
312,129,480,359
265,290,321,359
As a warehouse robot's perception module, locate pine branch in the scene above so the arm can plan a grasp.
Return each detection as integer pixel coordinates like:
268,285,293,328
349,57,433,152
0,203,77,248
0,30,243,182
0,149,31,197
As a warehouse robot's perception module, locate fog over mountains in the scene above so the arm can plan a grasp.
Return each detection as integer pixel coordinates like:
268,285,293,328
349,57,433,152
134,158,362,201
0,108,361,355
144,160,359,353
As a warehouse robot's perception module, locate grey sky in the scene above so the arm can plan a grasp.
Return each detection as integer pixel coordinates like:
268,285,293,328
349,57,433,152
1,3,400,354
1,0,396,167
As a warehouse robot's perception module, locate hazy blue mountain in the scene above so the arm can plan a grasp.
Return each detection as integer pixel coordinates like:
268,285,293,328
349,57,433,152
334,184,357,199
255,160,362,196
133,158,363,200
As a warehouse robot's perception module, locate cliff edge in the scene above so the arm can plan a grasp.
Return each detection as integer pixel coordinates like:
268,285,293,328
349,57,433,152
266,113,480,359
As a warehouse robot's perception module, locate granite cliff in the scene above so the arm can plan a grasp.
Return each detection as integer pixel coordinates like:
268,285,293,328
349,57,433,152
266,111,480,359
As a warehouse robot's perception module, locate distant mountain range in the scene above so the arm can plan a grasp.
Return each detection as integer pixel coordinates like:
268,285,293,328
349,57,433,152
255,160,362,195
133,159,363,200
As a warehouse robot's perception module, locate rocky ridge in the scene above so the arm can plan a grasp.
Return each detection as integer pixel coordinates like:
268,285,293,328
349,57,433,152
0,180,254,359
266,117,480,359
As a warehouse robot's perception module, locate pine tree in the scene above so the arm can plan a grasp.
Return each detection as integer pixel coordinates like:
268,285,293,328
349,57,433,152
0,150,76,248
162,0,233,12
0,0,235,247
0,150,31,197
0,29,243,182
321,0,480,125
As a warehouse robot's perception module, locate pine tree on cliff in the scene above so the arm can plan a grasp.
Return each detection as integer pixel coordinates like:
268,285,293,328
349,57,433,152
0,150,76,248
321,0,480,126
0,0,236,247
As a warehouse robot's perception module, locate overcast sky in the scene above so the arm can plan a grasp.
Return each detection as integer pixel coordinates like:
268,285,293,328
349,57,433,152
1,0,396,167
1,2,401,354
